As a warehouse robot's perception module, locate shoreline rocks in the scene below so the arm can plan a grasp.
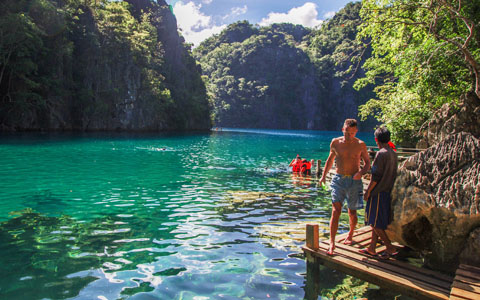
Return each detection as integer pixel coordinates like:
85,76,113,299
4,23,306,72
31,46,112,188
388,132,480,273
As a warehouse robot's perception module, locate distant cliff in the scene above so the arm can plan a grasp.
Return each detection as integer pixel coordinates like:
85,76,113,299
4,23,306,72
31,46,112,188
0,0,210,131
194,2,376,131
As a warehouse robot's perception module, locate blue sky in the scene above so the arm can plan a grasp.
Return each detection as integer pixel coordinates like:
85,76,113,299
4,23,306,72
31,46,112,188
166,0,360,46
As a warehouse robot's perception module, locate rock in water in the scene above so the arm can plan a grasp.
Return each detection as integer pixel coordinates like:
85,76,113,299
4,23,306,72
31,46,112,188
388,132,480,273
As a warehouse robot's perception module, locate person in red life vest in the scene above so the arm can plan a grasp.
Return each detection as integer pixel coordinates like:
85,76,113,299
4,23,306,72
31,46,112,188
289,155,302,172
300,159,312,175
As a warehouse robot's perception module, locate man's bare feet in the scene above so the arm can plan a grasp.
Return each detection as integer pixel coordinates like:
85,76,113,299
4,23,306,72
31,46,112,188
385,246,398,256
343,237,354,246
327,244,335,256
359,248,377,256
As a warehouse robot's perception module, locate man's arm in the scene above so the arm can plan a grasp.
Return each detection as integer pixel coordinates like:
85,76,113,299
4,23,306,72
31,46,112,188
364,181,377,200
289,158,295,167
364,152,384,200
353,142,371,180
319,140,336,184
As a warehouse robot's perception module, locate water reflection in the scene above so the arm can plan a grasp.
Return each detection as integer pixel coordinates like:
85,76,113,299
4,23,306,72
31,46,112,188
0,131,383,299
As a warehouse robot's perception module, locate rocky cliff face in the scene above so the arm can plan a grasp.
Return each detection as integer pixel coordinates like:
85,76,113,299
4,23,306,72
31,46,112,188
388,132,480,273
416,92,480,148
126,0,211,130
0,0,210,131
194,14,376,131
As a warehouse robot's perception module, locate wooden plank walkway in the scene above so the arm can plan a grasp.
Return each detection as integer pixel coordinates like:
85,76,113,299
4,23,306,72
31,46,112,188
449,264,480,300
367,146,420,162
308,147,479,299
302,226,454,300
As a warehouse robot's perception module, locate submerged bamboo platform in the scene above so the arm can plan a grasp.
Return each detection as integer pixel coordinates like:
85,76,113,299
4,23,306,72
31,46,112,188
302,225,454,300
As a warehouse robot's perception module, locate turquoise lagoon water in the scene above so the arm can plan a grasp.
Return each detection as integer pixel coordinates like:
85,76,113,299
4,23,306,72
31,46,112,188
0,129,397,300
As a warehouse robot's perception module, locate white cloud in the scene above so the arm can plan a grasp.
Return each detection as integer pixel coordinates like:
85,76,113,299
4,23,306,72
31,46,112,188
173,1,226,47
223,5,248,20
259,2,323,28
323,11,336,19
202,0,212,4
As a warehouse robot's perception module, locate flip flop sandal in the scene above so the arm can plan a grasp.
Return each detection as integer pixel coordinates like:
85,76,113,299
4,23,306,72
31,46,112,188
378,252,391,260
378,250,398,260
359,249,377,257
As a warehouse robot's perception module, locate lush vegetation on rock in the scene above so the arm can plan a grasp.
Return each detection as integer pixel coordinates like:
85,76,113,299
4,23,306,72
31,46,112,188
356,0,480,144
194,2,376,131
4,0,477,140
0,0,210,131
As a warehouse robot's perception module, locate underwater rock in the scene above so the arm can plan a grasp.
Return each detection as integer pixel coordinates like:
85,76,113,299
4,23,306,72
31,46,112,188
388,132,480,273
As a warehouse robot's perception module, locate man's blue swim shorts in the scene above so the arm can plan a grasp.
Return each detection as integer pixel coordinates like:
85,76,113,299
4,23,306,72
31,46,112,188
330,174,364,210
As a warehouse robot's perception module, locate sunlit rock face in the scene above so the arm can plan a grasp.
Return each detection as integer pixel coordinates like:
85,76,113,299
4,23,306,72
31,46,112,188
388,132,480,273
417,92,480,149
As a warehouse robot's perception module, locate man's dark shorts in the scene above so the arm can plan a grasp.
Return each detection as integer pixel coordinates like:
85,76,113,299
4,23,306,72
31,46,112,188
330,174,364,210
365,192,392,230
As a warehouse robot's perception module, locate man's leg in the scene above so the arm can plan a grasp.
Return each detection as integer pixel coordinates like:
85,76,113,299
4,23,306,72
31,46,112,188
328,201,342,255
343,208,357,245
368,226,378,253
359,227,378,255
344,179,363,245
373,227,397,254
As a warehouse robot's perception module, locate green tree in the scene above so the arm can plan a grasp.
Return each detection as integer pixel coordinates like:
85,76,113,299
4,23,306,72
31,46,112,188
0,0,209,131
356,0,480,144
195,3,375,131
0,1,46,124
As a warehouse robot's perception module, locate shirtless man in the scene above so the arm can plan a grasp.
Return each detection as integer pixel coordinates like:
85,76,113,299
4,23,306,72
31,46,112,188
319,119,371,255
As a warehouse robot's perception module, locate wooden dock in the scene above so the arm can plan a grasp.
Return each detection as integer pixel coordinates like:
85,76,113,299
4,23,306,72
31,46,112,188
306,147,480,299
303,225,454,300
450,264,480,300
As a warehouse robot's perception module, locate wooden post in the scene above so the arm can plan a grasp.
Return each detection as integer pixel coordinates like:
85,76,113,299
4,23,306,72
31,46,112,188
306,224,319,250
316,159,322,178
305,259,321,297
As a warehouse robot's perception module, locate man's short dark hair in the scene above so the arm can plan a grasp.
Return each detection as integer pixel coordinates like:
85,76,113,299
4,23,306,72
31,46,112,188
374,127,391,143
344,119,357,128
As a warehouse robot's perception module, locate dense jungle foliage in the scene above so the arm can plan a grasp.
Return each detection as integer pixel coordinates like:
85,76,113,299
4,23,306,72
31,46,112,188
356,0,480,144
2,0,478,142
0,0,210,131
194,2,377,131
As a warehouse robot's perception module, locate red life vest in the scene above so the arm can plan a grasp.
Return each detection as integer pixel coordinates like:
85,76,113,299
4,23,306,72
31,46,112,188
300,164,307,173
293,161,301,172
300,161,311,174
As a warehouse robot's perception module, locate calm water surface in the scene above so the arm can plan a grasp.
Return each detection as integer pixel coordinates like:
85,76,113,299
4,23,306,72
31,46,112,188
0,129,404,300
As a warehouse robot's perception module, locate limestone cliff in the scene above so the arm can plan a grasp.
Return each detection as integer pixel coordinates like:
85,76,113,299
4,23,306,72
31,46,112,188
416,92,480,148
0,0,210,131
193,2,376,131
389,132,480,273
